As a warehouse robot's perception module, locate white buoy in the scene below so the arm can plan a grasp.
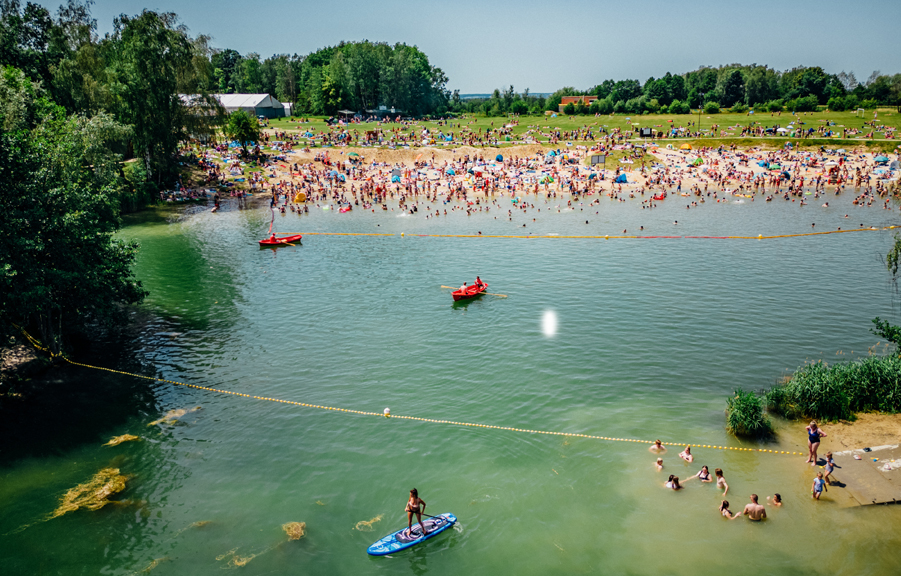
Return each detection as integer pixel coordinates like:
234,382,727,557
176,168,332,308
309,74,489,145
384,408,391,417
542,310,558,337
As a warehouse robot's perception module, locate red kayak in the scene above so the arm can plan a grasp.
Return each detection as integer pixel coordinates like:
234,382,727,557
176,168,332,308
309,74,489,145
259,234,303,247
452,282,488,301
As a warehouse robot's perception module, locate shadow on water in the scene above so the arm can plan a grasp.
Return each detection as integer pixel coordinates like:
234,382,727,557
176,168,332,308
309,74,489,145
0,316,158,465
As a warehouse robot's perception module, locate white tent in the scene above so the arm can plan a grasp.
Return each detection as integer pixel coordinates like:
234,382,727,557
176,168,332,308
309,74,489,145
214,94,286,118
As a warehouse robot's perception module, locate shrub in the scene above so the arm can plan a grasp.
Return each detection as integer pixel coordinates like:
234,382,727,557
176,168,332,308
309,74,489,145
788,95,818,112
563,102,575,115
668,99,690,114
826,97,846,112
861,99,879,110
765,355,901,421
591,97,614,115
703,101,721,114
726,389,774,438
765,99,783,112
613,99,625,114
510,100,528,115
729,102,749,113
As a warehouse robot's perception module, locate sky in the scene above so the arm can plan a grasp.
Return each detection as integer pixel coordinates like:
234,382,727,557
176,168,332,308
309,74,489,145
36,0,901,93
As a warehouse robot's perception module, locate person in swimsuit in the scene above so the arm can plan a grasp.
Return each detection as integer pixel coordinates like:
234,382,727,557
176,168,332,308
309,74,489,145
767,493,783,506
812,472,827,500
655,458,664,472
693,465,713,482
405,488,427,537
715,468,729,496
649,439,666,453
806,421,826,465
823,452,835,484
719,500,741,520
679,445,693,462
664,475,682,490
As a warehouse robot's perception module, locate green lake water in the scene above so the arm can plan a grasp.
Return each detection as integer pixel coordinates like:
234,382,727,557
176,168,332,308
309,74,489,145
2,192,900,575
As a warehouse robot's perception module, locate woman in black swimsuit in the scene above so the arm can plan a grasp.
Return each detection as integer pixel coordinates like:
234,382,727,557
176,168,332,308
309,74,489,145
405,488,427,537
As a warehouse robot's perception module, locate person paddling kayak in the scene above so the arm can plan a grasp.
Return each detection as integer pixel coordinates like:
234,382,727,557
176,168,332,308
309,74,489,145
405,488,427,537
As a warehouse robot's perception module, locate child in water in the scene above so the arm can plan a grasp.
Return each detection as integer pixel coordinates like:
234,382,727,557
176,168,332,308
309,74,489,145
719,500,741,519
812,472,827,500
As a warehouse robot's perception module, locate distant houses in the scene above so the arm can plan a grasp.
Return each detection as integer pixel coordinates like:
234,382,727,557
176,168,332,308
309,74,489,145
559,96,597,112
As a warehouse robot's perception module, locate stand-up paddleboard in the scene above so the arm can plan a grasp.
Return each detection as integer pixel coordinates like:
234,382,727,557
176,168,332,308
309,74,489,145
367,513,457,556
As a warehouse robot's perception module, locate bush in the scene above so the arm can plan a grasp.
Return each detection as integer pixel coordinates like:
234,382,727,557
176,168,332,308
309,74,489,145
703,101,721,114
765,355,901,421
562,102,575,115
510,100,528,115
729,102,749,113
861,99,879,110
788,95,818,112
726,389,774,438
765,99,783,112
591,97,614,115
826,96,846,112
613,99,625,114
668,99,690,114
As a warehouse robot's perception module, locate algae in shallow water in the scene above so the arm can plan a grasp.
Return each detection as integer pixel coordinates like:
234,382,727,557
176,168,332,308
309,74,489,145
148,406,201,426
104,434,140,446
283,521,306,540
52,468,127,518
354,514,383,532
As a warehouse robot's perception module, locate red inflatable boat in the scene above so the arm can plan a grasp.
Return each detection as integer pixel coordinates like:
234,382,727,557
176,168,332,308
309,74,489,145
258,234,303,247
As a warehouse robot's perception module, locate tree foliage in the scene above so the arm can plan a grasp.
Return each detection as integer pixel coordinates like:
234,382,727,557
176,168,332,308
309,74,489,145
0,66,145,352
224,109,258,155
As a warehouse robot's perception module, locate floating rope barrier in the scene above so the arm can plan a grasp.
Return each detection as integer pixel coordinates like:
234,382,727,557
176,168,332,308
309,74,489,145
10,322,801,457
285,225,896,241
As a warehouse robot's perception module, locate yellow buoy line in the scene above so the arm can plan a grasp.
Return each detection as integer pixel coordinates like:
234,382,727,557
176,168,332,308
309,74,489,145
284,225,896,240
11,322,802,458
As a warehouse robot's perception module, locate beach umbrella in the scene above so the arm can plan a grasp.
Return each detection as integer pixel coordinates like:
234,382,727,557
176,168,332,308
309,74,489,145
348,152,359,157
391,175,401,183
680,143,692,150
446,168,456,175
496,154,503,162
776,127,789,133
338,174,346,182
875,155,889,163
328,170,338,176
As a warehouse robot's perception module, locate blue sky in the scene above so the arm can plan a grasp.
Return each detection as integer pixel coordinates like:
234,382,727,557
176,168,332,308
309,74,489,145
37,0,901,93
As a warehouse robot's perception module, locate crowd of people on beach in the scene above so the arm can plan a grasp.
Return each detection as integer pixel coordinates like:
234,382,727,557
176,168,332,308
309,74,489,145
651,420,836,522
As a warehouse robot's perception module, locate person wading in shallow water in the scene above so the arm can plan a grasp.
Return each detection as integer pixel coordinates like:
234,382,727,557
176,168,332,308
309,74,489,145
405,488,427,537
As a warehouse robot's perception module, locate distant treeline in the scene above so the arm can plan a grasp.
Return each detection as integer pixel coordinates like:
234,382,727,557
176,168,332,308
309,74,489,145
460,66,901,116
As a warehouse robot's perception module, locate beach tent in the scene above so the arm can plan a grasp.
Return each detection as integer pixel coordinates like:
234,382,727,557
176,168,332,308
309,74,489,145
680,144,692,150
692,158,703,166
391,175,401,183
348,152,359,157
615,174,628,183
446,168,456,175
496,154,503,162
875,156,889,163
890,161,900,170
757,160,768,167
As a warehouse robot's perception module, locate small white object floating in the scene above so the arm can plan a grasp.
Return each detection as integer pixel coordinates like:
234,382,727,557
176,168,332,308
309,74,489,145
384,408,391,417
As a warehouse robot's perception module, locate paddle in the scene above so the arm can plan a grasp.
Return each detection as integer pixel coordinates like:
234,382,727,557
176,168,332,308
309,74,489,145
440,285,508,298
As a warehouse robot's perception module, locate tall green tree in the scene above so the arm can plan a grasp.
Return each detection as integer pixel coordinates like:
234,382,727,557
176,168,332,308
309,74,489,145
224,109,258,155
0,67,145,353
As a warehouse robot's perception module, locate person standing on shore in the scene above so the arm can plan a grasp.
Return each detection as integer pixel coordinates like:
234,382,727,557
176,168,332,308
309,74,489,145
806,421,826,465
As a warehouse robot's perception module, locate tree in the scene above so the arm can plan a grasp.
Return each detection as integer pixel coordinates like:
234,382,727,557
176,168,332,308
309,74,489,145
108,10,215,182
224,109,258,155
719,69,745,107
0,68,145,353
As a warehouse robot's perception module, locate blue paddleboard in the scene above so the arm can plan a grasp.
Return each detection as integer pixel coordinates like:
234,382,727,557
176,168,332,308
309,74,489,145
367,513,457,556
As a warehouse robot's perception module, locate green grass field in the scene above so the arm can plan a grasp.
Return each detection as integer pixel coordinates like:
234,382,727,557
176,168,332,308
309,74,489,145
265,109,901,152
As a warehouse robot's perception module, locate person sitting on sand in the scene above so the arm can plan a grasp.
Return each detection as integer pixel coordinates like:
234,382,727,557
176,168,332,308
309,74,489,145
742,494,767,520
679,445,694,462
715,468,729,496
719,500,741,519
664,475,682,490
405,488,427,537
655,458,664,472
649,439,666,453
767,493,783,506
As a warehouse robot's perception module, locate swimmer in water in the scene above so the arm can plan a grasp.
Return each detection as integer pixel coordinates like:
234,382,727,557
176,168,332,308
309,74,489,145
719,500,741,519
767,493,783,506
649,439,666,453
715,468,729,496
664,475,682,490
742,494,767,520
655,458,664,471
679,445,694,462
692,465,713,482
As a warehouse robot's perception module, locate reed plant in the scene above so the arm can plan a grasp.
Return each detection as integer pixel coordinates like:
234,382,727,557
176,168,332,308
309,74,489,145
725,389,774,438
765,355,901,421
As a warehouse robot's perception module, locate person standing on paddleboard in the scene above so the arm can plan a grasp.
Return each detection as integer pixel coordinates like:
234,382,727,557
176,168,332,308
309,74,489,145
405,488,427,537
